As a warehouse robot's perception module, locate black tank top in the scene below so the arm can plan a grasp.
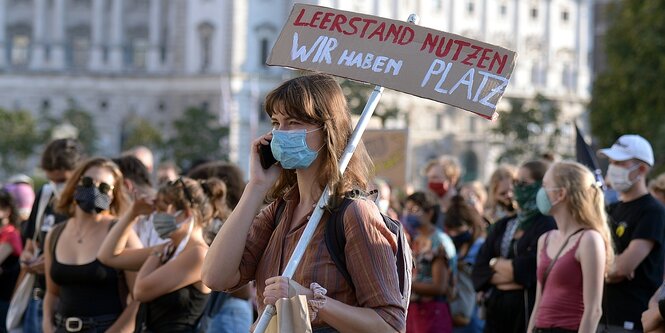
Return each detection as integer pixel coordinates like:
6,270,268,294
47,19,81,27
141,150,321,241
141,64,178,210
50,223,123,317
138,285,209,333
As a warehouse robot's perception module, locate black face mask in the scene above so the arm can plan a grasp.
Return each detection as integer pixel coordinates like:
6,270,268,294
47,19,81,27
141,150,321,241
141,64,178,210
74,186,111,214
452,230,473,249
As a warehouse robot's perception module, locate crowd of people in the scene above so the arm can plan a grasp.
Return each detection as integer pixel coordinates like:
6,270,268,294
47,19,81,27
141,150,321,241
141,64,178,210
1,73,665,333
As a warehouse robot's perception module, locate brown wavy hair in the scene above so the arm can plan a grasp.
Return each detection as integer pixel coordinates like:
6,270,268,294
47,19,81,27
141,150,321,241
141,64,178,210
158,177,228,228
264,73,373,205
548,161,614,273
56,157,128,216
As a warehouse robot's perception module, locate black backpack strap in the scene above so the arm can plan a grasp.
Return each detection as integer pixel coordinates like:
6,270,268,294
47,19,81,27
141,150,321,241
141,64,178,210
325,198,356,292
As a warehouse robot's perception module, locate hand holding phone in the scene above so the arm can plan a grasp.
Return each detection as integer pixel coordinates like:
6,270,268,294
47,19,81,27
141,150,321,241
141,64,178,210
259,142,278,169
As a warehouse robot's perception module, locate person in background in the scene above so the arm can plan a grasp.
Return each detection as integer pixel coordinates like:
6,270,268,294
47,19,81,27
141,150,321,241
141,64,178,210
598,135,665,332
43,157,133,333
5,174,35,222
445,195,486,333
202,74,407,332
425,155,462,220
0,189,23,333
157,162,181,186
648,173,665,206
187,162,254,333
20,138,84,333
123,146,154,174
527,161,614,333
460,181,488,223
485,165,517,224
405,191,455,333
371,177,400,220
472,160,556,333
98,177,218,333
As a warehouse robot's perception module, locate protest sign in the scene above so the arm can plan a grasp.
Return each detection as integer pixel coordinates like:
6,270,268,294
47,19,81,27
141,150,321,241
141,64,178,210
267,4,517,119
363,129,408,188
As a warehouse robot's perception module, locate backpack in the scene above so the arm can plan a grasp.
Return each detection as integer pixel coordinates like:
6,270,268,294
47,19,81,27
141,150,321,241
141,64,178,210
273,194,412,310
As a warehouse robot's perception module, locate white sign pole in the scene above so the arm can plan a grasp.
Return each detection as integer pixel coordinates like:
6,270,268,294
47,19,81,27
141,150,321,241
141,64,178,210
253,14,420,333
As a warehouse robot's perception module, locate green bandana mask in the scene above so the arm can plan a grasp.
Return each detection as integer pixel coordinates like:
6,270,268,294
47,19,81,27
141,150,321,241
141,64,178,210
514,181,542,230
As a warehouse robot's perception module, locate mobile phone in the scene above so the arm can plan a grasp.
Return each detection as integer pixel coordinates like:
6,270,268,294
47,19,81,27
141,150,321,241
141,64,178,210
259,142,278,169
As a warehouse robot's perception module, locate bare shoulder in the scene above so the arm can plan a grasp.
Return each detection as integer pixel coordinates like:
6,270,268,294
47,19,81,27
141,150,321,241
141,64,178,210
580,229,604,246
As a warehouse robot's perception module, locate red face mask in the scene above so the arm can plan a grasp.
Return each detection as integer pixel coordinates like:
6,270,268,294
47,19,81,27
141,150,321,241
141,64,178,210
428,181,448,198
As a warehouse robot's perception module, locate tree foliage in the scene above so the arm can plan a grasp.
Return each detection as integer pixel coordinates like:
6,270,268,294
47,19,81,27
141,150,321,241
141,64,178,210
40,102,98,154
0,108,41,175
340,79,401,128
590,0,665,172
166,106,228,170
121,117,163,152
492,94,562,164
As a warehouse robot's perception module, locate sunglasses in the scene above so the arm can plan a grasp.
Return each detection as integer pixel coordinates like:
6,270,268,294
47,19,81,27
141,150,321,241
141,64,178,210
80,176,114,194
167,177,194,206
513,180,533,187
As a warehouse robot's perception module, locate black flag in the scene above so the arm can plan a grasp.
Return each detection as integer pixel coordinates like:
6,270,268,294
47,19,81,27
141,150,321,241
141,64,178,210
575,122,605,188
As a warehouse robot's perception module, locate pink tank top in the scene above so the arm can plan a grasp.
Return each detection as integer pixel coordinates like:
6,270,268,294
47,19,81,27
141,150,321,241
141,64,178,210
535,230,586,331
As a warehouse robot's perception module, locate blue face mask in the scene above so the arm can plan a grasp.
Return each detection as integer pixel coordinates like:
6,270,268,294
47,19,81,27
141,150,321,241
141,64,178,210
271,127,322,169
536,187,557,216
403,213,422,229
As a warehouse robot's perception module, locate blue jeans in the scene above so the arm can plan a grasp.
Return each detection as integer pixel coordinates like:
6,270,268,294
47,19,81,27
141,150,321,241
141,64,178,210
200,297,252,333
453,305,485,333
23,298,43,333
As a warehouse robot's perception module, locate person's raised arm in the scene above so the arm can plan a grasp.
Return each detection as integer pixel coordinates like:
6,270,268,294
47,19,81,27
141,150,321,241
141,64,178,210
97,195,154,271
578,231,606,333
202,134,280,291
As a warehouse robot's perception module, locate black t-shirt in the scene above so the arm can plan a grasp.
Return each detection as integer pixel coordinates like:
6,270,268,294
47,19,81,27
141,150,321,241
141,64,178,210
21,185,69,290
604,194,665,330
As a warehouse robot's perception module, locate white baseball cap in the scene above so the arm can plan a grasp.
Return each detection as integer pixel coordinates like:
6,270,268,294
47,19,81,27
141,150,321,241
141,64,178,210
598,134,654,166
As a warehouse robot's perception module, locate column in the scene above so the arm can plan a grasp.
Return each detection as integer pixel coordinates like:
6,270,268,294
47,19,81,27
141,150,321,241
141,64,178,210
448,0,455,33
544,0,553,88
50,0,66,69
29,0,46,69
89,0,105,70
576,0,590,94
109,0,124,71
0,0,6,68
147,0,161,72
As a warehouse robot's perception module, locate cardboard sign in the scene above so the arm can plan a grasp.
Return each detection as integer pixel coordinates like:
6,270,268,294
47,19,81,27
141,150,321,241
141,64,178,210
267,4,518,119
363,129,408,189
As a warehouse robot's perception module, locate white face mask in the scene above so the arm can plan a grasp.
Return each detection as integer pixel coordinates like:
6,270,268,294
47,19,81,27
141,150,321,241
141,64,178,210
50,181,67,198
607,164,640,193
377,200,390,214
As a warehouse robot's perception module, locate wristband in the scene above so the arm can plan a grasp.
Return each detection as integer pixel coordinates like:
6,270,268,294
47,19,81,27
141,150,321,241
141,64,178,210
307,283,327,321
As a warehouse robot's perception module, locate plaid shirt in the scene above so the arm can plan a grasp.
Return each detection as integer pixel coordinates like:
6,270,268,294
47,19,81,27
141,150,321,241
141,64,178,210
233,187,406,331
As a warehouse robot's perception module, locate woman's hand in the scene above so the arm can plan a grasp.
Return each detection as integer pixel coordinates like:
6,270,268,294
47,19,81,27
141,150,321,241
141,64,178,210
130,191,155,218
643,305,664,332
248,132,281,192
263,276,313,305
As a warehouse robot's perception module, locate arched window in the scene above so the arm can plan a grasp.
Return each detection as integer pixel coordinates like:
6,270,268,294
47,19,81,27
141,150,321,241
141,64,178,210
198,22,215,72
7,24,31,68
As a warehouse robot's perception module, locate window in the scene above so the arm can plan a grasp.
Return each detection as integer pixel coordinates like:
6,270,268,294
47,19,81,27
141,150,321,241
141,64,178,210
260,38,270,67
198,22,215,72
500,4,507,16
11,35,30,66
132,38,148,69
531,7,538,19
562,63,576,90
434,0,443,11
467,1,475,15
561,10,569,22
436,113,443,130
70,36,90,70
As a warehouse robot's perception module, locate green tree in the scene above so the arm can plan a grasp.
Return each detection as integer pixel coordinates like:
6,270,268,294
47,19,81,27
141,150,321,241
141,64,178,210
166,106,228,169
492,94,562,164
39,101,98,154
590,1,665,172
340,79,401,128
121,117,163,152
0,108,41,175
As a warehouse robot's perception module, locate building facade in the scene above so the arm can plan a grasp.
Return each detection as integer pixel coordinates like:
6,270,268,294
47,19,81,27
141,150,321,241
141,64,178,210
0,0,594,187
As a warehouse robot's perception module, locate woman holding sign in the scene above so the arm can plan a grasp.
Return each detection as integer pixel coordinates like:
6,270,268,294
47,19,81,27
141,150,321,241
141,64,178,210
202,73,406,332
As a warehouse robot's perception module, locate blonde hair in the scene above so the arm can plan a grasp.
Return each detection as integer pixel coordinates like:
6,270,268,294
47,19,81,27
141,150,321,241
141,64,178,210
549,161,614,272
264,73,373,204
486,164,516,216
649,173,665,197
56,157,129,216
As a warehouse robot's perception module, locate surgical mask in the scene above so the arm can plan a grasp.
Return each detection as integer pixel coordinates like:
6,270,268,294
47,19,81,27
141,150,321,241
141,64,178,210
152,211,185,239
428,181,448,198
536,187,556,215
404,213,422,229
377,200,390,214
50,181,67,198
607,164,640,193
74,186,111,214
270,127,322,169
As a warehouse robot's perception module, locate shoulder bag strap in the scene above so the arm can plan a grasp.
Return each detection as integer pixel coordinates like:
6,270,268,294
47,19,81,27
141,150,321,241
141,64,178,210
32,184,54,251
541,228,585,291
